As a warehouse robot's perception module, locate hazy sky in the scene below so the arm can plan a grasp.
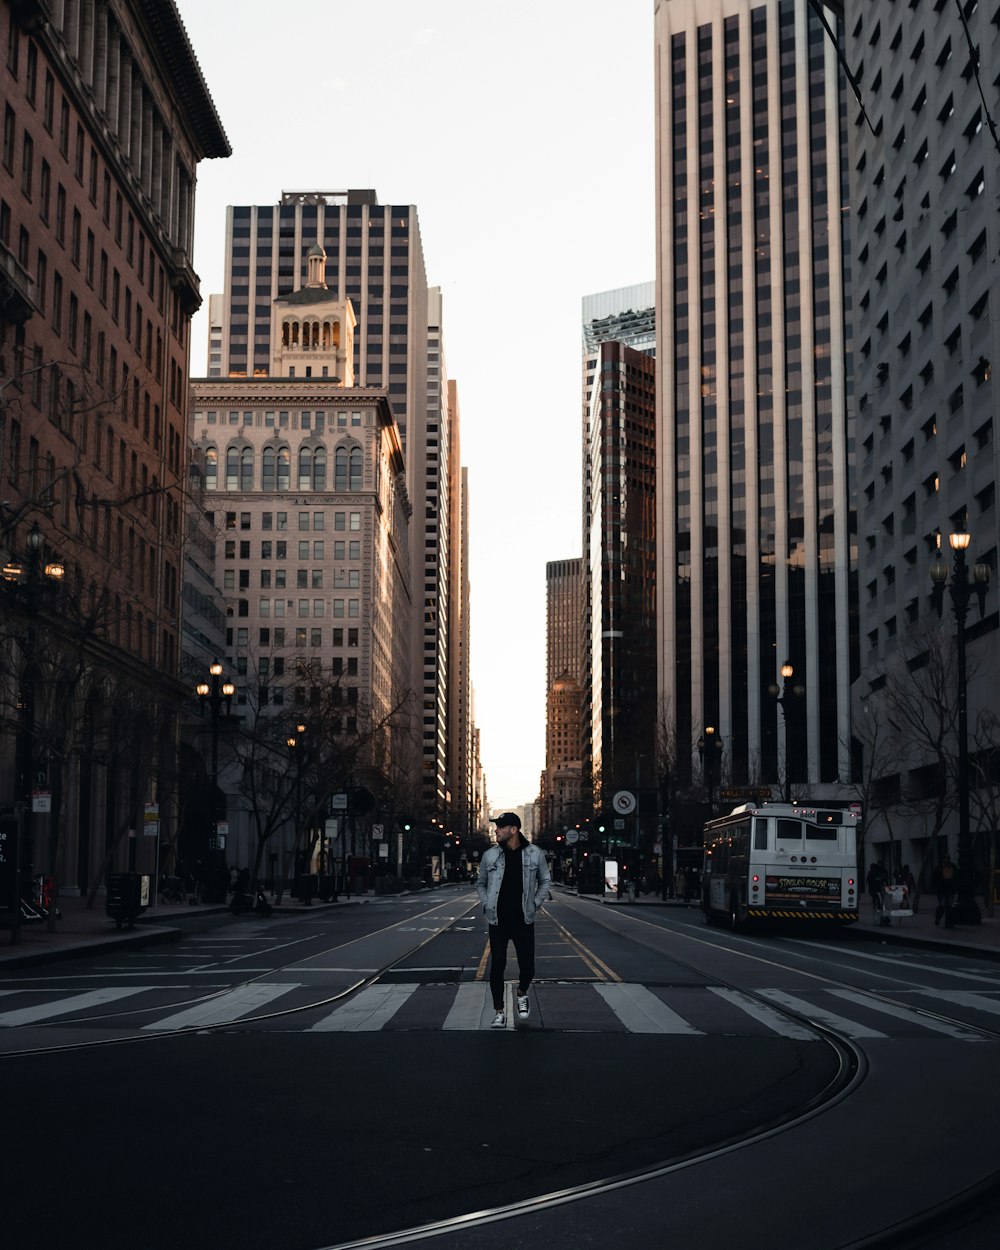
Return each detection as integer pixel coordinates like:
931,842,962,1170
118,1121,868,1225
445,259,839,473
177,0,655,808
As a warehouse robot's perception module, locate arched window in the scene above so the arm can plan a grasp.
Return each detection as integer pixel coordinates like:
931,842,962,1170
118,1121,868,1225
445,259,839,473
335,446,348,491
277,446,290,491
349,447,363,491
298,447,312,491
205,447,218,491
240,447,254,490
281,322,290,348
225,447,239,490
313,446,327,491
262,446,275,492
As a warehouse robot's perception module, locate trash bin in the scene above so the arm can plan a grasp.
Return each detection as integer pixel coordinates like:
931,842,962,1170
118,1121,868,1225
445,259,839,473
106,872,146,930
294,874,318,903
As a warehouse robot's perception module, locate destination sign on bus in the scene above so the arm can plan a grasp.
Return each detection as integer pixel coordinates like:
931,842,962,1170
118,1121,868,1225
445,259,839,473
766,874,841,903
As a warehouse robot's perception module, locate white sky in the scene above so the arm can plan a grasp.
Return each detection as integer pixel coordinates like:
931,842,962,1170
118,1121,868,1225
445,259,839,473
177,0,655,809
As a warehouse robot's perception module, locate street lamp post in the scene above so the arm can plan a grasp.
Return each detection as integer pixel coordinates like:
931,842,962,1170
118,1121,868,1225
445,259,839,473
930,531,991,925
3,522,65,944
768,662,805,803
285,723,307,897
696,726,723,814
195,663,235,857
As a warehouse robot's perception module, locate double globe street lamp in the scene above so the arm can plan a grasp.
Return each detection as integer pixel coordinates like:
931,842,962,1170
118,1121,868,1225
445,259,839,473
930,531,991,925
697,726,724,814
769,662,805,803
196,663,235,852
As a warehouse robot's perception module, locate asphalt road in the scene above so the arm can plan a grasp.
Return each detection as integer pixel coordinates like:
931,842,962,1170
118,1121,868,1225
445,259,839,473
2,887,998,1249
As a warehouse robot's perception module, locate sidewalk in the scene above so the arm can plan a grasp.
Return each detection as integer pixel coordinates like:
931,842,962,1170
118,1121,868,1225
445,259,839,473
0,889,370,969
569,886,1000,960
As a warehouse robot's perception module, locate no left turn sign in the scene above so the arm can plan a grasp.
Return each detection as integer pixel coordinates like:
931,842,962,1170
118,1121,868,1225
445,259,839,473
612,790,636,815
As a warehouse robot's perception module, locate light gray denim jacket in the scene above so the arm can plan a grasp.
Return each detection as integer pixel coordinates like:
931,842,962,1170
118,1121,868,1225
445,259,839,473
476,842,552,926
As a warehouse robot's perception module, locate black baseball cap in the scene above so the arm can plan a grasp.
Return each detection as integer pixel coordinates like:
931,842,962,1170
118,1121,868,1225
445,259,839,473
492,812,521,829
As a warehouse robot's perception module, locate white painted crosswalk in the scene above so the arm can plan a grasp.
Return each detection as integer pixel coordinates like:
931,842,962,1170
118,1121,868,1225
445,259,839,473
0,986,153,1028
308,984,416,1032
595,983,702,1034
141,983,300,1031
0,982,993,1039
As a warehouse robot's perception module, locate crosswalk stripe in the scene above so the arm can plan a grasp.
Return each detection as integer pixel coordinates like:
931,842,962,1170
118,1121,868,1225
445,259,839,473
827,989,986,1039
443,983,491,1030
308,983,417,1032
595,983,702,1034
758,989,888,1039
142,983,298,1031
0,987,150,1028
708,987,817,1039
915,990,1000,1017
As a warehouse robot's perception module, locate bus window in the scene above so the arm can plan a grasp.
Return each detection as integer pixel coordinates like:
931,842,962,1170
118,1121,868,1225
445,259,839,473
804,820,838,841
753,818,768,850
776,819,801,846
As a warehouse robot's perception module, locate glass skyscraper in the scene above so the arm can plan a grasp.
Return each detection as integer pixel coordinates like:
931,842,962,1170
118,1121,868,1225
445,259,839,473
654,0,857,795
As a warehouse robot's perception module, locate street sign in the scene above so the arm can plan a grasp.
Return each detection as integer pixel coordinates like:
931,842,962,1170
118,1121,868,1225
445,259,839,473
143,803,159,837
565,830,580,845
612,790,636,815
614,818,626,831
372,823,384,840
331,793,348,811
378,842,389,858
32,790,51,813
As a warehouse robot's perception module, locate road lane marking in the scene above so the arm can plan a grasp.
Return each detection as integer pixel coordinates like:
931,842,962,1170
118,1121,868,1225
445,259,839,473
0,987,151,1027
595,983,702,1034
758,989,887,1038
547,914,620,981
308,983,417,1032
708,987,817,1039
142,983,299,1030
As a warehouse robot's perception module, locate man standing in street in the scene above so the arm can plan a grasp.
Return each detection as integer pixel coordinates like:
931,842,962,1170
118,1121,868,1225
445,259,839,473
476,813,552,1028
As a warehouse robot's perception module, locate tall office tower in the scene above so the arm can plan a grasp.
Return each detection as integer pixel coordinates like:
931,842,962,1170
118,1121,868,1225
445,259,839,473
189,248,413,863
419,288,458,819
206,293,223,376
0,0,228,893
449,458,474,837
209,192,464,824
654,0,855,796
213,191,427,477
543,558,584,834
845,0,1000,868
581,285,657,824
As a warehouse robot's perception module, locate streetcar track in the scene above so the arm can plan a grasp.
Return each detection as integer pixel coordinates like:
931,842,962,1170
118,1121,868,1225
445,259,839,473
8,889,992,1248
557,894,1000,1043
0,894,481,1056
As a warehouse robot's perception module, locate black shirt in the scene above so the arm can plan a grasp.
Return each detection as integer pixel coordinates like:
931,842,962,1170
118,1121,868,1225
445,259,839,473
497,843,525,927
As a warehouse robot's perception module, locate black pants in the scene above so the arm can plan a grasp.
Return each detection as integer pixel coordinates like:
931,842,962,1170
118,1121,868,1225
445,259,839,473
488,920,535,1010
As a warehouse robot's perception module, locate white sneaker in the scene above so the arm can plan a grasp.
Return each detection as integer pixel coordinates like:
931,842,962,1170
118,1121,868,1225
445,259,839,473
491,1009,506,1029
516,993,529,1019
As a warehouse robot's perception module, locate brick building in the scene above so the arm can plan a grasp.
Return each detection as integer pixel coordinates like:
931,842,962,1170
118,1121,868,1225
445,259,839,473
0,0,228,895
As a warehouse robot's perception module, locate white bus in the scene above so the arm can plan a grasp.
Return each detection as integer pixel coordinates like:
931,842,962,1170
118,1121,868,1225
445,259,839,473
702,802,860,929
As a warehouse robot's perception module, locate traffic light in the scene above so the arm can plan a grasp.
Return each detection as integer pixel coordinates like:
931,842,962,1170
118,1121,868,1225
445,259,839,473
400,818,412,832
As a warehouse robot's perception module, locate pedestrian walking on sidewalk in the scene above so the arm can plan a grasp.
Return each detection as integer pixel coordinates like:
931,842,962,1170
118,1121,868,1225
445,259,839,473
933,855,957,927
866,860,888,916
477,813,551,1028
